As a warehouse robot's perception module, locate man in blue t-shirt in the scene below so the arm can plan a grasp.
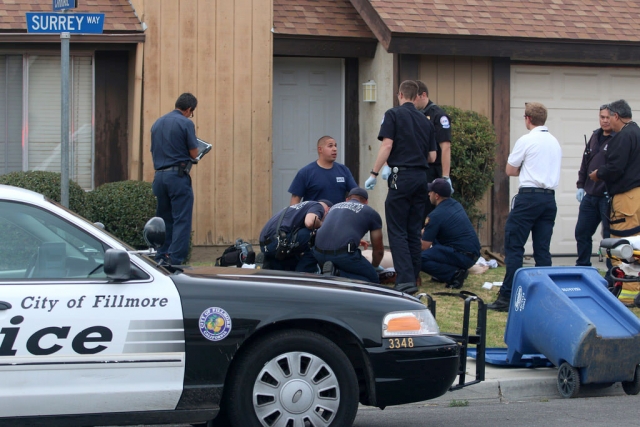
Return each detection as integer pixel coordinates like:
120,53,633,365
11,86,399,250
258,200,331,272
288,136,358,207
313,187,384,283
421,178,481,289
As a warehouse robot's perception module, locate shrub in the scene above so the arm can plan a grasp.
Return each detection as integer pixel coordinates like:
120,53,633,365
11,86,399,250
441,106,497,226
0,170,87,217
85,180,157,249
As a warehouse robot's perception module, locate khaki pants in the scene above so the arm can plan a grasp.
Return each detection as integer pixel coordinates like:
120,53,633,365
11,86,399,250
610,187,640,304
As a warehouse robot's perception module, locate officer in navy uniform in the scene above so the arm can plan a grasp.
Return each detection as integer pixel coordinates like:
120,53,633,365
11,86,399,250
258,200,331,272
151,92,199,266
313,187,384,283
366,80,437,295
420,178,480,289
488,102,562,312
416,80,453,218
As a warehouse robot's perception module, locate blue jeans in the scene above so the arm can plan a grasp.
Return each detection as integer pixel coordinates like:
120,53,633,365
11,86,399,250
421,245,477,283
501,192,557,298
313,248,379,283
152,170,193,265
575,194,612,273
260,228,318,273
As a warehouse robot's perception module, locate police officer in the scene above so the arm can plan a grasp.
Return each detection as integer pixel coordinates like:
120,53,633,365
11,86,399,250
421,178,480,289
416,80,453,217
366,80,437,295
488,102,562,312
575,105,614,276
258,200,331,272
150,92,199,266
313,187,383,283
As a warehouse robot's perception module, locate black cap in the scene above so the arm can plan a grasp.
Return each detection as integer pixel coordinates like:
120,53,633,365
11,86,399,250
348,187,369,200
428,178,452,198
318,199,333,208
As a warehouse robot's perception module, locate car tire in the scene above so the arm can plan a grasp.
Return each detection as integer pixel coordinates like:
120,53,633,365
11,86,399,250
226,329,359,427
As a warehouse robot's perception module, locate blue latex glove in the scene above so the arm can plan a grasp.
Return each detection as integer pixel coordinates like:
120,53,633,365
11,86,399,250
443,176,454,195
576,188,585,203
374,265,384,272
380,165,391,180
365,176,377,190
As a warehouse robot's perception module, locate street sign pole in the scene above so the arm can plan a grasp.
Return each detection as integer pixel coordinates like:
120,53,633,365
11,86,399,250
61,31,70,208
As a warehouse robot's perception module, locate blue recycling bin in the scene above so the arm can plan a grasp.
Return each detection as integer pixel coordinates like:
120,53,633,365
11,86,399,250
504,267,640,397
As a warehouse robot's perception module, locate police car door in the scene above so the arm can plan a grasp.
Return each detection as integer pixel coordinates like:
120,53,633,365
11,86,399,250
0,199,184,417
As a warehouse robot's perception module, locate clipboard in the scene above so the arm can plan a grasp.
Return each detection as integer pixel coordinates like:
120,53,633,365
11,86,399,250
195,138,212,161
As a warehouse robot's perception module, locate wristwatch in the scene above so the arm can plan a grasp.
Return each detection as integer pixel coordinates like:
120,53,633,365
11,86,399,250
370,169,379,177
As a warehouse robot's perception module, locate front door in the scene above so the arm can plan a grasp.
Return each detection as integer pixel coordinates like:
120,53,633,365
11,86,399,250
272,57,344,214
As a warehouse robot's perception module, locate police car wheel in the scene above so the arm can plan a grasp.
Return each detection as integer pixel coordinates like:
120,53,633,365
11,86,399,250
226,329,359,427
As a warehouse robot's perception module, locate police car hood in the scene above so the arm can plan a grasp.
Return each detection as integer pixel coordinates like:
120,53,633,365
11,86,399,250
176,266,415,300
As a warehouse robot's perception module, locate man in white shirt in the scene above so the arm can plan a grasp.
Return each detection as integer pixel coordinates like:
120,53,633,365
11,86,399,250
488,102,562,312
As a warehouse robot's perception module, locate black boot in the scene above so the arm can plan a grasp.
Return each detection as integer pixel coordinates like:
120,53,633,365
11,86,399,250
394,282,419,295
487,293,510,312
446,269,469,289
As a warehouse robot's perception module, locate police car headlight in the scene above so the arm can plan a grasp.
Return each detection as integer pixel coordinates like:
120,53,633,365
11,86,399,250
382,310,439,337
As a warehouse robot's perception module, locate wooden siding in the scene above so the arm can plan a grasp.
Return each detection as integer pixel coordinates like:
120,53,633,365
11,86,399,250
134,0,273,245
418,56,493,247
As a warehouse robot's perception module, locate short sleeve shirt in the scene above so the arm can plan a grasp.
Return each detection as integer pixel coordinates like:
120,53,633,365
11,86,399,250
314,201,382,250
422,101,452,165
508,126,562,189
288,161,358,206
150,110,198,170
260,201,325,241
422,198,480,254
378,102,437,168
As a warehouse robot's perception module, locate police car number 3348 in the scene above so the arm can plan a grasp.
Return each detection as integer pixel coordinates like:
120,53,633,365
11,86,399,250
0,184,470,427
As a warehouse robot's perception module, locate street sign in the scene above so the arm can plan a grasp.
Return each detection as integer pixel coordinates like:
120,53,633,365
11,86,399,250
52,0,77,11
26,12,104,34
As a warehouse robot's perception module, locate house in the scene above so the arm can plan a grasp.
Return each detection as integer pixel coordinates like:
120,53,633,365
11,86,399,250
5,0,640,258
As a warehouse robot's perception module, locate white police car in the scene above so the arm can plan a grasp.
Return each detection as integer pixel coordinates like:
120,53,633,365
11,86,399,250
0,184,482,427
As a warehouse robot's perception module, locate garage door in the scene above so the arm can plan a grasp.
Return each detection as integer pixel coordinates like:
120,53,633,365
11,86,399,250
510,65,640,255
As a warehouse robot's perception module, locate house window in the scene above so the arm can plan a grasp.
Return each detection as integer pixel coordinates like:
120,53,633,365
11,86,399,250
0,54,94,190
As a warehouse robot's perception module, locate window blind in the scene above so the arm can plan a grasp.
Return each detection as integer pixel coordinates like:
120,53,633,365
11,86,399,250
0,56,23,175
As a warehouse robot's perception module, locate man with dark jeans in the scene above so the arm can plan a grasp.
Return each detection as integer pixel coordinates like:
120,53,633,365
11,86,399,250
488,102,562,312
151,93,199,266
575,106,614,278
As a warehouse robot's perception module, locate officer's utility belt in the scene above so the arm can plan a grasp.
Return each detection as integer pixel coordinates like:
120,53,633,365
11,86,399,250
156,161,192,176
259,237,273,247
518,187,554,195
389,166,427,172
315,243,357,255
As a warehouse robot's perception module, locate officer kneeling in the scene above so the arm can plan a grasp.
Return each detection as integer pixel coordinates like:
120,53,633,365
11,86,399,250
258,200,331,272
313,187,384,283
421,178,481,289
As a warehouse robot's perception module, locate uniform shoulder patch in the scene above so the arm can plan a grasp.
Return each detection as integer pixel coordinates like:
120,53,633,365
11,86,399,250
199,307,232,341
440,116,450,129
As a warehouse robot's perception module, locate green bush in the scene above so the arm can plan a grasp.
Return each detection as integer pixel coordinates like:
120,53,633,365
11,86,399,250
85,180,157,249
442,106,497,226
0,171,87,217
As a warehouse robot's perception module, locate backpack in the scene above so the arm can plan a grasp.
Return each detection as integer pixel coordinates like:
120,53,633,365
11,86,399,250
215,239,255,267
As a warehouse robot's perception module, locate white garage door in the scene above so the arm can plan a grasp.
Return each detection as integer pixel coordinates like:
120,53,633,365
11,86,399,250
510,65,640,255
272,58,344,215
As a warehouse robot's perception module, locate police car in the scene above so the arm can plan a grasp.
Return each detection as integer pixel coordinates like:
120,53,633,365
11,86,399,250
0,184,481,427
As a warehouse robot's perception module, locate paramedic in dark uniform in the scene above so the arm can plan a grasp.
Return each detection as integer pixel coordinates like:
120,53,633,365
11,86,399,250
313,187,384,283
590,99,640,239
365,80,437,295
258,200,331,272
488,102,562,312
151,92,199,266
420,178,480,289
575,105,614,277
416,80,453,217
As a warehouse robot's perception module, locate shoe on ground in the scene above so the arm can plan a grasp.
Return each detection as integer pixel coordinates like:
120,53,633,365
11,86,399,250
487,293,510,312
446,269,469,289
322,261,336,276
255,252,265,269
394,282,419,295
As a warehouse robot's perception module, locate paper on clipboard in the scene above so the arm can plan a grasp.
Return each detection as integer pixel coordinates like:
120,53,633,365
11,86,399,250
195,138,212,161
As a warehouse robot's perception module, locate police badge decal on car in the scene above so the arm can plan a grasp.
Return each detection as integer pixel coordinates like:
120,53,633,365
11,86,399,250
199,307,232,341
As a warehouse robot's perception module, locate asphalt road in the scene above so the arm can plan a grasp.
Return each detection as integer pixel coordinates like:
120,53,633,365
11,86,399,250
352,395,640,427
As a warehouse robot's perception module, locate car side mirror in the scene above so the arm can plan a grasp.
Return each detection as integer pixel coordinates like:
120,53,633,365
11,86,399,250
104,249,131,281
144,217,166,249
